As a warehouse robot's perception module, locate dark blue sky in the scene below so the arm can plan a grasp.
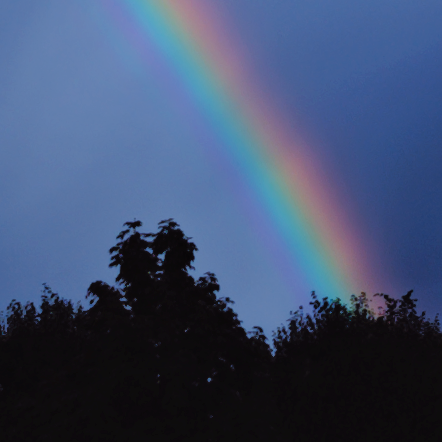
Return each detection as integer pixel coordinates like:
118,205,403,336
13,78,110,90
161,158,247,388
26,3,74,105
1,0,441,343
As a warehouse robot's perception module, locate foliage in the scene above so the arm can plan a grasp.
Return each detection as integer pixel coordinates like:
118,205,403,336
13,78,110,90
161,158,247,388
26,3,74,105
0,219,441,441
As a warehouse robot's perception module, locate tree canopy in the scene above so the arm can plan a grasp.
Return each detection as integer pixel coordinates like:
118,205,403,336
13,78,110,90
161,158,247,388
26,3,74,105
0,219,441,441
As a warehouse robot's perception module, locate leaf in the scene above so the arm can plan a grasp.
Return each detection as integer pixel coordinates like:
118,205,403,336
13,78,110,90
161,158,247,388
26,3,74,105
116,229,130,240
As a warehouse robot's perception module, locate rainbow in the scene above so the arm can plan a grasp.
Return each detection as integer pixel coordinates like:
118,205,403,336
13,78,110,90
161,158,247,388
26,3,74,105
93,0,378,304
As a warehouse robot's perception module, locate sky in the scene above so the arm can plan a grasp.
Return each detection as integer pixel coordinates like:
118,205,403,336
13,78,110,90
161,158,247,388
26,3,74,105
1,0,441,346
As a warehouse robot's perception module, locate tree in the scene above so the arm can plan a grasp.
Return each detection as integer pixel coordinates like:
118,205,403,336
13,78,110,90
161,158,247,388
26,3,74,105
271,290,442,441
88,219,276,440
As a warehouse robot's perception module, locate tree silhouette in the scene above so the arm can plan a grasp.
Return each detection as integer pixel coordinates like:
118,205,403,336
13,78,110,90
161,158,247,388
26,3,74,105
0,219,441,442
271,290,442,441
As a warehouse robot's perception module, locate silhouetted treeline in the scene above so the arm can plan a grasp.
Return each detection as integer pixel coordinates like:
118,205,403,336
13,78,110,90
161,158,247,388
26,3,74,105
1,219,441,441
